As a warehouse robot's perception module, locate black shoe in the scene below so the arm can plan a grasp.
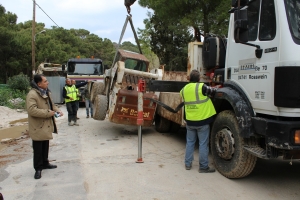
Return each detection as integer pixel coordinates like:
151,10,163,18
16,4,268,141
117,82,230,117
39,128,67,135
185,165,191,170
43,164,57,169
199,167,215,173
34,170,42,179
77,117,80,120
86,115,89,118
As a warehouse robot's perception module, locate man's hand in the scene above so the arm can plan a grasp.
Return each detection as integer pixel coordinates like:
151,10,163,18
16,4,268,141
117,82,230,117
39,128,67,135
58,111,64,116
69,97,74,100
49,110,56,116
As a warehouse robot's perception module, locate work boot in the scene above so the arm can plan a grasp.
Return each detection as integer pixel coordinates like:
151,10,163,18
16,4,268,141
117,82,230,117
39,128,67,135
68,121,74,126
86,115,89,118
185,165,191,170
73,122,79,126
91,115,93,118
199,167,215,173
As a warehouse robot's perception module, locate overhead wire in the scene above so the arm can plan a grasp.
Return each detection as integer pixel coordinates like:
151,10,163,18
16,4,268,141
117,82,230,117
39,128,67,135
32,0,60,28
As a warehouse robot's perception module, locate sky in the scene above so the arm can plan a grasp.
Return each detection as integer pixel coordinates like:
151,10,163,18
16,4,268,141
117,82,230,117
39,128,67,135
0,0,151,44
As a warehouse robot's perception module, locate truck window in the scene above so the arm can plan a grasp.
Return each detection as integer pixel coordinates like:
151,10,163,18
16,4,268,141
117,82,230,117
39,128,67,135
125,59,147,72
259,0,276,41
285,0,300,42
247,0,260,41
67,63,103,75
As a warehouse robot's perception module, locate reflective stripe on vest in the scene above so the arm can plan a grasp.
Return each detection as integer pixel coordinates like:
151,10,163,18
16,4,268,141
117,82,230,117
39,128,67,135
180,83,216,121
65,85,77,103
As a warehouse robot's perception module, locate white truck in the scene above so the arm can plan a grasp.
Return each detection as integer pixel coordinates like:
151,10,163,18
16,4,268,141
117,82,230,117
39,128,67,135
150,0,300,178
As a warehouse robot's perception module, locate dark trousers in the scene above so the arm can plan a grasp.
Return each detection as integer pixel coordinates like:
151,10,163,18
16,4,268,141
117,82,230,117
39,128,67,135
66,101,77,122
75,100,79,111
32,140,49,171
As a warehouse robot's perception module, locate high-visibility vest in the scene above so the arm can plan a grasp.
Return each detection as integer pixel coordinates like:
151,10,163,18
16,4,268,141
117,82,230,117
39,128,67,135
65,85,77,103
180,82,216,121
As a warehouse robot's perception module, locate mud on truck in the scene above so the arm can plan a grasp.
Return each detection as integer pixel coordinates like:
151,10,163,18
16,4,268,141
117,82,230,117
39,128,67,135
148,0,300,179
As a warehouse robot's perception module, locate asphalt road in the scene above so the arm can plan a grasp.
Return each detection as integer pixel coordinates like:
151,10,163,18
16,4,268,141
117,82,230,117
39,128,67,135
0,105,300,200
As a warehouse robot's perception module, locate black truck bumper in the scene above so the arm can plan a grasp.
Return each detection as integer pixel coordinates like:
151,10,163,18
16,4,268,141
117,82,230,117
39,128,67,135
252,117,300,150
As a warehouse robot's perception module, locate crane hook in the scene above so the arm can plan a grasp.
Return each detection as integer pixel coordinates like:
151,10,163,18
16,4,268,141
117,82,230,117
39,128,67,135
124,0,136,15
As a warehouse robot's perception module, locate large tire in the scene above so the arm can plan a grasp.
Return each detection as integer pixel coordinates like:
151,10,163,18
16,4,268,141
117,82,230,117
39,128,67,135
155,114,171,133
93,95,108,120
169,122,181,133
90,82,105,103
210,110,257,179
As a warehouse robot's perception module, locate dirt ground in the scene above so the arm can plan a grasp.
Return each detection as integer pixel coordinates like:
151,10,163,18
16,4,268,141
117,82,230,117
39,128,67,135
1,106,300,200
0,105,64,167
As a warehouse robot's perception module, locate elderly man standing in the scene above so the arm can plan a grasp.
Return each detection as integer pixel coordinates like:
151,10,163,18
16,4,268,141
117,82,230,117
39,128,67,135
62,78,88,126
26,74,63,179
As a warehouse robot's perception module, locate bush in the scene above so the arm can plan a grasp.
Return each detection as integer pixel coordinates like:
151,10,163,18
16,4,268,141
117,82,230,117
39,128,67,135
7,73,30,92
0,88,26,109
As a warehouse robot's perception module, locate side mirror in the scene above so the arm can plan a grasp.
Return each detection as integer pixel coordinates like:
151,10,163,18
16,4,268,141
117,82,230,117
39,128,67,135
234,9,249,43
62,64,65,71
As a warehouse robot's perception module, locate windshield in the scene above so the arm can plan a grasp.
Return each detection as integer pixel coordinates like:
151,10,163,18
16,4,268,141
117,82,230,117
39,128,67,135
67,63,103,75
125,59,147,72
285,0,300,42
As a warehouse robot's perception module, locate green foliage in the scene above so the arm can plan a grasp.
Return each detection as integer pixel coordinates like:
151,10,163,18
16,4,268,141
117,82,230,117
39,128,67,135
0,88,26,109
7,73,30,92
138,14,193,71
138,0,230,37
137,0,231,70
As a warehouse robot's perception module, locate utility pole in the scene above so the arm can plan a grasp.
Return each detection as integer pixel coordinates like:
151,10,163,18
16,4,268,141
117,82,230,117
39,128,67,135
32,0,36,76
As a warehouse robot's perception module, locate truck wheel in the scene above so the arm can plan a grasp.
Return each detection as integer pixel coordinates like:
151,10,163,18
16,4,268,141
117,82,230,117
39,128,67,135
93,95,108,120
170,122,181,133
210,110,257,178
90,82,105,103
155,114,171,133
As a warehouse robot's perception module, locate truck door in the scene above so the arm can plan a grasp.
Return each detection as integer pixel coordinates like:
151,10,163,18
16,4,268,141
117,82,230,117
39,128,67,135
227,0,280,116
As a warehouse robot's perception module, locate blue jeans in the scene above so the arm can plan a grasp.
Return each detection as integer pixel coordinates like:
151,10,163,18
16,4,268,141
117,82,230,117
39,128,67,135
185,124,210,169
85,99,93,116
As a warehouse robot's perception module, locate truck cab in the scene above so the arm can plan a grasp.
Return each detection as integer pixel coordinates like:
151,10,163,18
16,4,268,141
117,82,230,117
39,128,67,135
208,0,300,178
67,58,104,103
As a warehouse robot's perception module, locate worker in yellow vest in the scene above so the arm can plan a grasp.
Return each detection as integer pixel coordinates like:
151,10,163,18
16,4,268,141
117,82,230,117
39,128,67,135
63,78,88,126
72,80,81,120
180,69,218,173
